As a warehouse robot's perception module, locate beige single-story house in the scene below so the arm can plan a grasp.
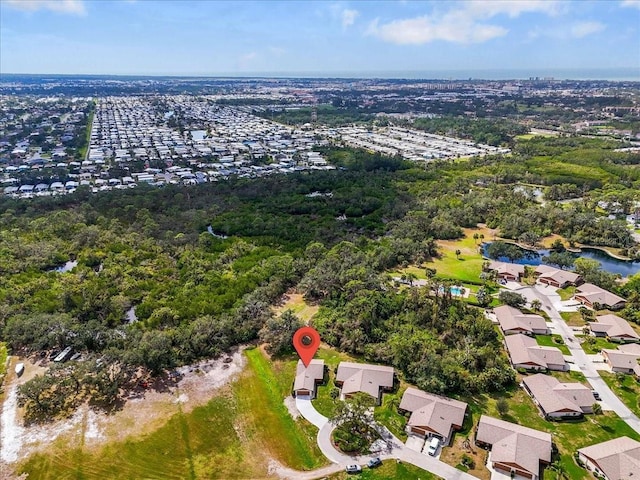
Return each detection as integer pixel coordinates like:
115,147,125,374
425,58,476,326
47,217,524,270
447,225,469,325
589,314,640,343
335,362,394,405
522,373,595,419
534,265,583,288
495,305,550,336
293,359,325,399
475,415,552,480
574,283,627,310
602,344,640,375
504,334,568,371
487,261,526,282
577,436,640,480
398,387,467,445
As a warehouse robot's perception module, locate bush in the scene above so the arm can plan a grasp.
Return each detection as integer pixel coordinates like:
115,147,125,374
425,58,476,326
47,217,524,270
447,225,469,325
461,453,475,469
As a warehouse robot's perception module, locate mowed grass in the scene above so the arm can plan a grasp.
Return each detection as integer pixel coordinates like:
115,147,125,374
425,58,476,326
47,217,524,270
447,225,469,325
18,348,325,480
561,311,586,327
535,334,571,355
578,336,620,354
599,371,640,417
327,461,440,479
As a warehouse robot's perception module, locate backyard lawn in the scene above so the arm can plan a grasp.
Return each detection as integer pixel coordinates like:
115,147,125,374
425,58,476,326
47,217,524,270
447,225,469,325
536,334,570,355
556,286,576,301
600,371,640,417
18,347,326,480
561,311,586,327
577,336,619,354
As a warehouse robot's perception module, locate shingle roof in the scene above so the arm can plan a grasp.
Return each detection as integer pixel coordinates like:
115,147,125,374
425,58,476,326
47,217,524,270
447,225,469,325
575,283,626,307
578,436,640,480
336,362,394,399
293,359,324,393
522,373,595,415
495,305,548,334
602,349,640,371
488,261,525,278
476,415,552,478
504,334,566,369
535,265,582,285
399,388,467,438
592,314,639,341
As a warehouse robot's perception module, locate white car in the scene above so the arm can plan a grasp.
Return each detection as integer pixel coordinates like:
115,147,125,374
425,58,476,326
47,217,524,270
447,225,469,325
425,437,440,456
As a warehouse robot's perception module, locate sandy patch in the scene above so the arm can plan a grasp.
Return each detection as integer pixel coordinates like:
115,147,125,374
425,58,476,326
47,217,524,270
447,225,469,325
283,396,300,420
0,348,247,465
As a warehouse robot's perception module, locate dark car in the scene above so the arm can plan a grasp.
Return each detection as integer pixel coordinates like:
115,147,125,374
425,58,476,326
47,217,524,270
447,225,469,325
592,390,601,400
367,457,382,468
345,464,362,474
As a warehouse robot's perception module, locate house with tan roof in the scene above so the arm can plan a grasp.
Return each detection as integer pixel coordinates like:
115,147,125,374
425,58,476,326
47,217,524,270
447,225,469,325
293,359,325,399
504,334,568,372
398,387,467,445
577,436,640,480
335,362,394,405
495,305,550,336
522,373,596,419
534,265,583,288
487,261,525,282
475,415,552,480
574,283,627,310
602,344,640,376
589,314,640,343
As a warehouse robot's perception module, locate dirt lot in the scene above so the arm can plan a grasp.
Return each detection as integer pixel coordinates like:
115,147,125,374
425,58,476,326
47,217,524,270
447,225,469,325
0,349,246,471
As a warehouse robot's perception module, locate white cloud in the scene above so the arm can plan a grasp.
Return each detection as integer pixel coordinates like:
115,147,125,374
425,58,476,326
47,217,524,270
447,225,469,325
570,21,605,38
341,8,359,28
4,0,86,15
368,0,562,45
621,0,640,8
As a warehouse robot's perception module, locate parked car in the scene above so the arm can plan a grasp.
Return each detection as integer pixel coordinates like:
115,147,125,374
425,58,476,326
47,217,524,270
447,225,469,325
367,457,382,468
592,390,601,400
345,464,362,474
425,437,440,456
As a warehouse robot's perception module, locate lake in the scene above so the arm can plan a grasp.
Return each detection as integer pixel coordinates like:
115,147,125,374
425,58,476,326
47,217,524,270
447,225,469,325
482,243,640,277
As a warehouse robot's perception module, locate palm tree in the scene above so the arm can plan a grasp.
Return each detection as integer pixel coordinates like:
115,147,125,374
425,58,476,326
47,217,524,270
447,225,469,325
455,249,461,259
530,299,542,311
473,233,479,245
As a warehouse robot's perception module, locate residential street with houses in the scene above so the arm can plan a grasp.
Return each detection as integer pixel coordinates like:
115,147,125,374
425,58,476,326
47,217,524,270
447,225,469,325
514,283,640,434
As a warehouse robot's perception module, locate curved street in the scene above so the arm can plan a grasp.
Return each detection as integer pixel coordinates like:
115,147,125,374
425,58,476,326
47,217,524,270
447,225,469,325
294,395,477,479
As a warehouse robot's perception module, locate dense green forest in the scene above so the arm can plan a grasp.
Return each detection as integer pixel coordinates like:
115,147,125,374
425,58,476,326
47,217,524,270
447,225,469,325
2,136,640,421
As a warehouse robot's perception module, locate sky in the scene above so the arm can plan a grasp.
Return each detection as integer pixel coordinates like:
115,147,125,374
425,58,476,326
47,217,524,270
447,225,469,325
1,0,639,78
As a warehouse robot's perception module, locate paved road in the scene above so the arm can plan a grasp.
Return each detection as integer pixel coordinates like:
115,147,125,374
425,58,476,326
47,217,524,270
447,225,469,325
292,394,477,479
518,284,640,434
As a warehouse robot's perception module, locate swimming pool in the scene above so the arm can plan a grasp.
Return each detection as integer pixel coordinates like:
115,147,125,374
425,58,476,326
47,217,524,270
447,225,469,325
450,286,464,296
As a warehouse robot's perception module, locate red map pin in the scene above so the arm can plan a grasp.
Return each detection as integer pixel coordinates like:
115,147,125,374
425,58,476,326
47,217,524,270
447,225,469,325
293,326,321,367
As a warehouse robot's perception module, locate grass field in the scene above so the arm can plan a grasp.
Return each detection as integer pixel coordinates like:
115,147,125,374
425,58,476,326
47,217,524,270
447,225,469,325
536,334,570,355
327,461,440,479
274,292,319,323
556,286,576,301
18,348,326,479
549,369,589,386
561,311,585,327
600,371,640,417
578,336,619,354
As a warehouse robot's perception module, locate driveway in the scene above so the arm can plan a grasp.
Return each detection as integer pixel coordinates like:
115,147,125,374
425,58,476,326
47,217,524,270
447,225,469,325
295,396,328,429
296,396,478,479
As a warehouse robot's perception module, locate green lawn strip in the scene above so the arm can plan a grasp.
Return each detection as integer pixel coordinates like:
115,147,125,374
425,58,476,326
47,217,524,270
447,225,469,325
599,371,640,417
549,369,589,386
312,347,357,418
430,255,484,284
577,335,619,354
0,342,7,376
556,286,576,301
561,311,585,327
460,383,640,480
242,348,325,470
535,334,570,355
373,387,408,441
327,460,440,479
